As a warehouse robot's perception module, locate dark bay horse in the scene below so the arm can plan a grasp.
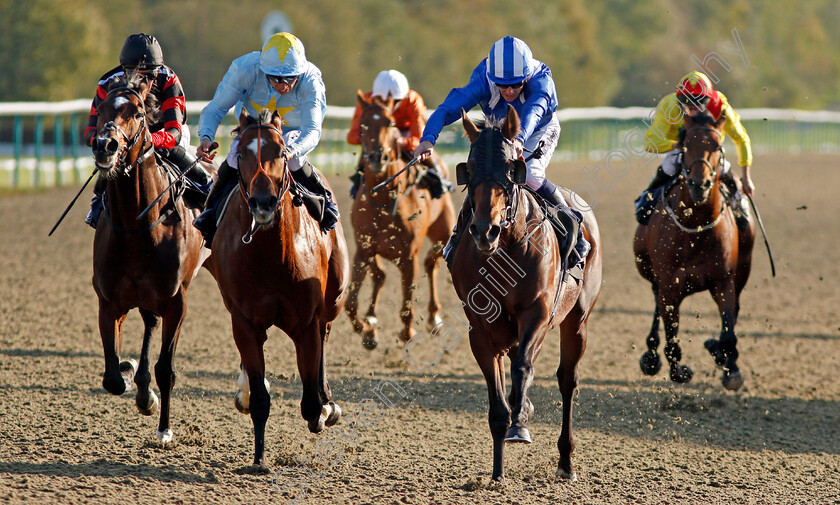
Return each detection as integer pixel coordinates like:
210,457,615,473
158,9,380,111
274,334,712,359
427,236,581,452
346,91,455,349
207,109,349,465
450,106,602,483
90,76,213,443
634,111,755,390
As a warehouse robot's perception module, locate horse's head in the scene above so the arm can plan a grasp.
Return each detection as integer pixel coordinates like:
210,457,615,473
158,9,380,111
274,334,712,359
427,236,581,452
93,75,157,177
357,90,400,175
680,111,726,203
235,108,289,226
457,105,527,254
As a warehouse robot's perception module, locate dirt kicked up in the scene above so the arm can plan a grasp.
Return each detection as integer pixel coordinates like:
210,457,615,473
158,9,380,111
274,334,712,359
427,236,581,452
0,154,837,504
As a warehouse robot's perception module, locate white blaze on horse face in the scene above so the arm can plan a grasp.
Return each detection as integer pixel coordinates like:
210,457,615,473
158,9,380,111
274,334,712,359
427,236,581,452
112,96,129,109
246,137,262,159
372,113,381,120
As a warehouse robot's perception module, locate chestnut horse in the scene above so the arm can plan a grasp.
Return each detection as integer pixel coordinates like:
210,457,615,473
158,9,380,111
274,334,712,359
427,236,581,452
345,92,455,349
634,111,755,390
90,76,213,443
451,106,602,483
207,109,349,465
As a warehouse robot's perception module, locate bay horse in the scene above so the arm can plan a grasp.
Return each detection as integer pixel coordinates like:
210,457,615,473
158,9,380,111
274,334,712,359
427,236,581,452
451,106,602,483
345,92,455,349
90,75,213,443
207,109,349,465
634,111,756,390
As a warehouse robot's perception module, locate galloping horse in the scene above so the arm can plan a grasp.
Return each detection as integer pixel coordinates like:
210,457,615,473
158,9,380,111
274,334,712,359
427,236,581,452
634,111,755,390
451,106,602,483
345,92,455,349
207,109,349,465
90,76,212,443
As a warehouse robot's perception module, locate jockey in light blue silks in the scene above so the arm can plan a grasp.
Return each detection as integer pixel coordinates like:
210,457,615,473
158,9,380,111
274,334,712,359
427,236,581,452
414,36,589,268
194,32,339,246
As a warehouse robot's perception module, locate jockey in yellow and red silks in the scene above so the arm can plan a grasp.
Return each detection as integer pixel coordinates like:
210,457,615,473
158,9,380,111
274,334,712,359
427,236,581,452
640,71,755,203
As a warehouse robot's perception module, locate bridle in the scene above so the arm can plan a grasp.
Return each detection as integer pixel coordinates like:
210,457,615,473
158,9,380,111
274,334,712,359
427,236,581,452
666,124,726,233
97,86,154,174
359,103,400,169
236,121,292,244
466,129,521,229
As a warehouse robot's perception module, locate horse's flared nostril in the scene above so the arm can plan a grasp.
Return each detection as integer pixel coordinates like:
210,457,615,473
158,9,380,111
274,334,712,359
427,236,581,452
105,138,119,155
488,225,501,242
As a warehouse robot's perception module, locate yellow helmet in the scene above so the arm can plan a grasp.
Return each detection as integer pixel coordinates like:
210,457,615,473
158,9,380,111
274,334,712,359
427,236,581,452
260,33,307,76
676,71,714,105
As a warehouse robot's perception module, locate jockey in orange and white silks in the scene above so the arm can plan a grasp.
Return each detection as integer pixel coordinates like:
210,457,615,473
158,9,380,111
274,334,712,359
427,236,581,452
643,71,754,197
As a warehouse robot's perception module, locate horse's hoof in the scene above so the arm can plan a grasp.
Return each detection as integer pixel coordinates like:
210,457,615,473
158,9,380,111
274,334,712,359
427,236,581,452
362,336,378,350
136,390,159,416
704,338,726,366
722,369,744,390
234,391,250,414
119,359,138,391
556,467,578,482
669,364,694,383
364,316,378,327
156,428,173,444
308,417,325,434
504,426,532,444
325,402,342,426
640,350,662,375
426,314,443,332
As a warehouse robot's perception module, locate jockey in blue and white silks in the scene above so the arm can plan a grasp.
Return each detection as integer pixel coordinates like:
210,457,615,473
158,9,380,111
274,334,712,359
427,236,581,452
415,36,589,269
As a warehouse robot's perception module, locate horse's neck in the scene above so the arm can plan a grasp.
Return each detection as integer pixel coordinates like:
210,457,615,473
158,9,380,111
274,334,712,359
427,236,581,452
363,149,405,202
107,157,166,225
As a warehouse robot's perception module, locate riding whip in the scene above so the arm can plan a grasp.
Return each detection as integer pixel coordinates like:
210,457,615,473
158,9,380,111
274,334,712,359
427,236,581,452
48,169,98,236
137,143,217,221
371,156,421,194
747,195,776,277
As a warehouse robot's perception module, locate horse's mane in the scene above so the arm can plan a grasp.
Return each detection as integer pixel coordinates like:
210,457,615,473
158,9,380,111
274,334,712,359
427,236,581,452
232,109,275,138
105,74,162,126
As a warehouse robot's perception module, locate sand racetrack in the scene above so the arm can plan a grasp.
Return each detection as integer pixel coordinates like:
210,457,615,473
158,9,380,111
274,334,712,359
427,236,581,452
0,153,838,504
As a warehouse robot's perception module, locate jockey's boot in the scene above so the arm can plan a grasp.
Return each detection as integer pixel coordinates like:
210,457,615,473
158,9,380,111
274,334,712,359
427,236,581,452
442,196,472,269
193,160,236,247
292,161,340,231
165,145,213,209
645,165,673,193
416,160,452,199
719,168,750,228
84,175,107,229
349,159,364,199
544,188,590,269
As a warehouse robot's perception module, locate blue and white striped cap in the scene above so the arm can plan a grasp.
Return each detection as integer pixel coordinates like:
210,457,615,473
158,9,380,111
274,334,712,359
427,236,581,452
486,36,535,85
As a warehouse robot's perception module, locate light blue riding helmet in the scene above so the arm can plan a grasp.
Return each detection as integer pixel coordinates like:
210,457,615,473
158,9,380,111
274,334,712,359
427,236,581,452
486,36,536,85
260,32,307,76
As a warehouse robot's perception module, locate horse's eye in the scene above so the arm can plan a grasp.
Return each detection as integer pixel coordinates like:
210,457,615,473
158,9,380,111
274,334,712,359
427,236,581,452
135,112,144,119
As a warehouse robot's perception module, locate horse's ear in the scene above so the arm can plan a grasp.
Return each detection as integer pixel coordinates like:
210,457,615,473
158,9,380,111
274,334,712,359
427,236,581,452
502,104,521,141
462,109,479,143
715,112,727,130
356,89,369,106
271,109,284,129
385,93,394,111
238,109,252,129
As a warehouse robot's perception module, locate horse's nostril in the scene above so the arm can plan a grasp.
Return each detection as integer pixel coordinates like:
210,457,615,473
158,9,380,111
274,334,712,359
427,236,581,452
106,139,119,155
488,225,501,241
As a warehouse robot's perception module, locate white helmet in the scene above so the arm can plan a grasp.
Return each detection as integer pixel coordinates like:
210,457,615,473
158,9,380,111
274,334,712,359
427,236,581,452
260,32,307,76
372,70,409,100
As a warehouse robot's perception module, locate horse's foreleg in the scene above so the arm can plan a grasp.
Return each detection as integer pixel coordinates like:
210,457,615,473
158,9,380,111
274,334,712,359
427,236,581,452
397,256,419,343
317,321,341,427
366,255,386,322
135,309,160,416
470,334,509,484
640,285,663,376
658,291,693,383
346,248,369,332
555,310,586,481
423,245,443,331
231,311,270,466
153,292,186,443
293,321,331,434
507,311,549,444
708,280,743,390
98,302,133,395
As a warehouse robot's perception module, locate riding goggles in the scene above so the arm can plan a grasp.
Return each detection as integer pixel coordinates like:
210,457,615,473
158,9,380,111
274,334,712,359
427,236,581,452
268,75,299,85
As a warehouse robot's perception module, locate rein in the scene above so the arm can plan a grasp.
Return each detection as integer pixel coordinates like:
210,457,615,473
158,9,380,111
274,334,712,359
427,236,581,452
237,122,292,244
98,87,154,174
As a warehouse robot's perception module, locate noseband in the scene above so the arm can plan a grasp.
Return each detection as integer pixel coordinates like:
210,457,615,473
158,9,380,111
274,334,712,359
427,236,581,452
236,122,291,243
360,104,399,166
681,125,723,181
